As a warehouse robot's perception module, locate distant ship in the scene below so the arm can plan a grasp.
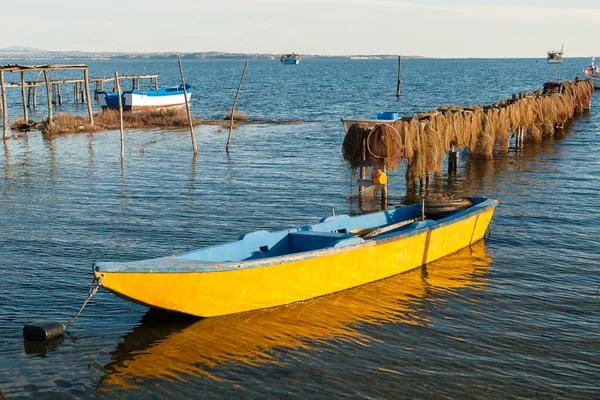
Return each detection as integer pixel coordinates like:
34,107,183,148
280,53,300,65
547,45,564,64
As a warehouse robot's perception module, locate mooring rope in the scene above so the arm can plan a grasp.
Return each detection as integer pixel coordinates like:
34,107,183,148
484,225,492,243
63,275,103,329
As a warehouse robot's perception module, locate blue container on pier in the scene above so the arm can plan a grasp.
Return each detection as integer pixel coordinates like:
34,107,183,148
376,112,398,121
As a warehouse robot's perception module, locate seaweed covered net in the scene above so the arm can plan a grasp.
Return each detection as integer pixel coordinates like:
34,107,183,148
342,78,594,182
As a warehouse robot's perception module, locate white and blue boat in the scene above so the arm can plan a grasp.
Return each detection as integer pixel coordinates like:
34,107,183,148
97,84,192,110
280,53,300,65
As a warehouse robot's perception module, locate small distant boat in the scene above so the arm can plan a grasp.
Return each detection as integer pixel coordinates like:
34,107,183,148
547,46,564,64
97,84,192,110
583,57,600,89
280,53,300,65
93,197,497,317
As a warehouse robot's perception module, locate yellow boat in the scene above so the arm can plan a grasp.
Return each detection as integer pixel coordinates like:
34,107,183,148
99,242,492,389
93,197,497,317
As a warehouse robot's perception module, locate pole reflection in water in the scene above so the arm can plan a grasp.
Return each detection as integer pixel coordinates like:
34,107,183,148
98,241,491,391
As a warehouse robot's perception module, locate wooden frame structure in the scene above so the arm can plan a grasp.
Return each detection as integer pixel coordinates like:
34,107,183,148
0,64,159,140
0,64,93,139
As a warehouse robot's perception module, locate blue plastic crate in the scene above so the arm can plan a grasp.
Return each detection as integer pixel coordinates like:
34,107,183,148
376,112,398,120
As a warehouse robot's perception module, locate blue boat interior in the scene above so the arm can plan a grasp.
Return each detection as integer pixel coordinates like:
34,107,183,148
172,198,488,264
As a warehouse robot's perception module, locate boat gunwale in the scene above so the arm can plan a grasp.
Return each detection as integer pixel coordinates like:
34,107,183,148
94,198,498,274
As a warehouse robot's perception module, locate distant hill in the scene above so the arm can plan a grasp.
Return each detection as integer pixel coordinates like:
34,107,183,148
0,46,46,52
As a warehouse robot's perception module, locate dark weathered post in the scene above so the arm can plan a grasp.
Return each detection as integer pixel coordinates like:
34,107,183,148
83,67,94,124
359,137,367,193
226,61,249,152
74,82,79,103
115,72,125,159
448,144,458,174
43,69,53,124
33,86,37,109
20,72,28,121
396,56,402,98
381,166,388,210
1,70,7,139
177,57,197,155
57,84,63,106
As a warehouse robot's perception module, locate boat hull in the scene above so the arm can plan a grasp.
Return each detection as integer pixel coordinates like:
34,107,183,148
94,199,497,317
282,59,299,65
592,75,600,89
98,85,192,110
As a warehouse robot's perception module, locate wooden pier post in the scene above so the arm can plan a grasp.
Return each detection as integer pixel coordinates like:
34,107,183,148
359,138,367,193
226,61,249,152
381,166,388,210
80,81,85,103
155,76,159,89
448,144,458,174
58,84,63,106
51,83,57,105
115,72,125,159
177,57,197,155
43,69,53,124
74,82,79,103
94,82,98,100
27,86,31,109
33,87,37,109
20,72,28,122
396,56,402,98
83,67,94,124
1,70,7,139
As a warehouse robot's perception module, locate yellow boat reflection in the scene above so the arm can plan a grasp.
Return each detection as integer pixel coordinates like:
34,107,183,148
100,242,491,390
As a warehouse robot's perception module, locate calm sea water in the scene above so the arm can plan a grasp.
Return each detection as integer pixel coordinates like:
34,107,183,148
1,58,599,399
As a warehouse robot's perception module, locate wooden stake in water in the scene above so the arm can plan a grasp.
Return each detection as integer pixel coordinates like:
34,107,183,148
0,70,7,139
226,61,248,153
396,56,402,98
20,72,28,121
43,69,53,124
115,72,125,159
177,57,197,155
83,67,94,125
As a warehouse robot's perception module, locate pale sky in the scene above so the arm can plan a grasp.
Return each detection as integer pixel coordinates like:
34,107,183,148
1,0,599,57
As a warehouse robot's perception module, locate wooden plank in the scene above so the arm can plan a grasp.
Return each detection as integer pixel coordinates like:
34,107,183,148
362,218,418,239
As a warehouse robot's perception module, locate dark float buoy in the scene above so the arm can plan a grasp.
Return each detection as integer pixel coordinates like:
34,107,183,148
23,321,65,342
23,276,103,342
